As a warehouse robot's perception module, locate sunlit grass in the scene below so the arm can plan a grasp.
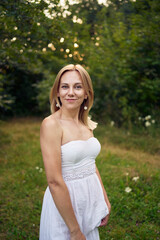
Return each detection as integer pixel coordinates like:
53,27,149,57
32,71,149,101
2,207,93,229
0,118,159,240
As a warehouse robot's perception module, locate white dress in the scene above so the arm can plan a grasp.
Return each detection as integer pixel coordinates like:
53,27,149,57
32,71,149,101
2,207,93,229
39,137,109,240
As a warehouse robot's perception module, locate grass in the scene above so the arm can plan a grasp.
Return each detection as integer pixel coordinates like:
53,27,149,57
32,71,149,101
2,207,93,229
0,117,160,240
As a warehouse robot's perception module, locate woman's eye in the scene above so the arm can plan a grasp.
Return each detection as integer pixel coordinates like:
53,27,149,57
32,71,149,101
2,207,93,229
75,85,82,89
61,85,82,89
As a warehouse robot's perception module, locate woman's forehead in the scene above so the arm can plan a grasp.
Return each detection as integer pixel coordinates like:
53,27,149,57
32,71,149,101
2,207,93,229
60,70,82,83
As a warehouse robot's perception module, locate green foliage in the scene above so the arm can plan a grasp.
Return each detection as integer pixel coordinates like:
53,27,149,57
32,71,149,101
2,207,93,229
87,0,160,126
0,73,15,112
0,0,160,127
34,70,56,114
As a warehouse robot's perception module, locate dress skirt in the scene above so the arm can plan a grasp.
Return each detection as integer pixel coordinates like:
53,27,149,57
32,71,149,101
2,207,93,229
39,163,109,240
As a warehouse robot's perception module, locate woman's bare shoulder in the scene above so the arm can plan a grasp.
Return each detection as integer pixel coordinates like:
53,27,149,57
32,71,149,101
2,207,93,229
40,114,62,136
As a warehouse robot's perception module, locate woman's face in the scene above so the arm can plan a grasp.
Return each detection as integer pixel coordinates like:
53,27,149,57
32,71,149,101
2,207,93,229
58,70,87,110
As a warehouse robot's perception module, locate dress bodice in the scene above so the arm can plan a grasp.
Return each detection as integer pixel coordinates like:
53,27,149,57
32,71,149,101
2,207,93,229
61,137,101,169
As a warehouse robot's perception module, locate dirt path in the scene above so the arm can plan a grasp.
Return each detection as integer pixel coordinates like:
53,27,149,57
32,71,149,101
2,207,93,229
103,142,160,168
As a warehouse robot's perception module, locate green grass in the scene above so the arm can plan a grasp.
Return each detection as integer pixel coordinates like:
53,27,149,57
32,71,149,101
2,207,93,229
0,118,160,240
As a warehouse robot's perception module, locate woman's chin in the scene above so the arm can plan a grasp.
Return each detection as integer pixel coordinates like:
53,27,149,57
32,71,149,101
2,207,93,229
62,104,81,111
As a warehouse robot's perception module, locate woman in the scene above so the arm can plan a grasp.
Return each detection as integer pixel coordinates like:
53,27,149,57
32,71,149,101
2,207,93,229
39,64,111,240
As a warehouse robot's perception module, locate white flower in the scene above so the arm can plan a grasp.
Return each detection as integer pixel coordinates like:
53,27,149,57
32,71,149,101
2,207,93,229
35,166,39,170
66,49,70,53
28,0,40,3
125,187,132,193
48,43,56,51
72,16,83,24
151,119,155,124
37,22,41,26
11,37,17,42
62,10,71,18
39,168,43,173
69,54,72,57
138,117,141,120
48,43,52,48
33,224,35,227
125,172,129,176
73,15,77,23
43,0,50,4
74,43,79,48
14,26,18,30
145,121,151,127
48,3,55,8
42,48,46,52
60,37,64,43
20,49,23,53
132,176,139,181
145,115,151,120
77,18,83,24
110,121,115,127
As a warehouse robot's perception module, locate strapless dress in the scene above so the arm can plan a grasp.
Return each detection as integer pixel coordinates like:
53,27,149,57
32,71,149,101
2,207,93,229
39,137,109,240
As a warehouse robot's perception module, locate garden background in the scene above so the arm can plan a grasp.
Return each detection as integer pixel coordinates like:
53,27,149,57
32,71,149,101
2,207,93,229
0,0,160,239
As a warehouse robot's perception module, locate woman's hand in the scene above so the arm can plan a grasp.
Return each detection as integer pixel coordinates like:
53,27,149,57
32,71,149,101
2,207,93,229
99,201,111,227
70,229,86,240
99,214,109,227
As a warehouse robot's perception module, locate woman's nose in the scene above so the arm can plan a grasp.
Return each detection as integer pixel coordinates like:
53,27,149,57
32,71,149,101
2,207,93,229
68,87,74,95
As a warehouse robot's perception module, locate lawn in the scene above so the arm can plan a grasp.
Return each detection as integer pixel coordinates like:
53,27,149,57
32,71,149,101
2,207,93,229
0,118,159,240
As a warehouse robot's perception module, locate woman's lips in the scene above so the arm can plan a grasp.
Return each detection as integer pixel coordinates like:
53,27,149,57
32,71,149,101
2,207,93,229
66,99,77,102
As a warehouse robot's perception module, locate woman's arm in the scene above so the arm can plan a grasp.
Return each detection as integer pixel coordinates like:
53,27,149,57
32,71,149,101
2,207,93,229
40,117,85,239
96,166,111,226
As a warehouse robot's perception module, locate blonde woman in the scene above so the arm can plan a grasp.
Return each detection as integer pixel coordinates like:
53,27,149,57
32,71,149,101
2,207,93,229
39,64,111,240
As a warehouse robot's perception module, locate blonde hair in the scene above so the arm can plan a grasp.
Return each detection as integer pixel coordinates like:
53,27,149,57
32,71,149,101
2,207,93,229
50,64,97,130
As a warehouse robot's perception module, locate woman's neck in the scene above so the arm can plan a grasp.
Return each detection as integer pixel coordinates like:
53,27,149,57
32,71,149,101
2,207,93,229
59,107,80,123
